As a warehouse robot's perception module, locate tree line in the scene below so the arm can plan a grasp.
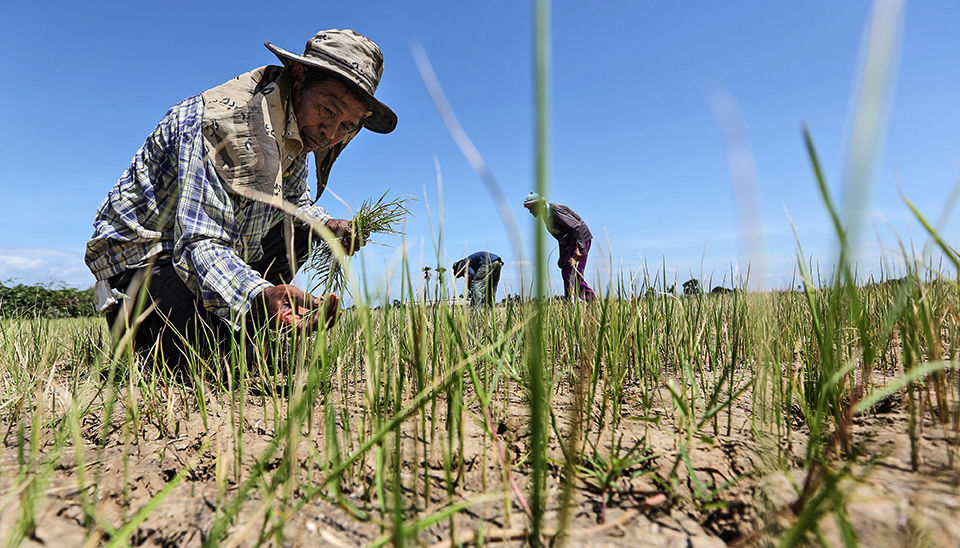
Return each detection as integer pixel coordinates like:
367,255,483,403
0,283,96,318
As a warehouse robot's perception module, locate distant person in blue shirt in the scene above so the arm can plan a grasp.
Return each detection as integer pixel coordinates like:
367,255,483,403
452,252,504,307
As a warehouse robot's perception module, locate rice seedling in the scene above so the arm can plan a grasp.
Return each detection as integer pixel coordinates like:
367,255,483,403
306,192,410,294
2,236,959,546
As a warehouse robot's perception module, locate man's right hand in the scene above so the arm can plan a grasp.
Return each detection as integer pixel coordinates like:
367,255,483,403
258,284,339,332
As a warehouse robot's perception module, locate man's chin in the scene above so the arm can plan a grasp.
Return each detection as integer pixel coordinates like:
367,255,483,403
304,142,330,154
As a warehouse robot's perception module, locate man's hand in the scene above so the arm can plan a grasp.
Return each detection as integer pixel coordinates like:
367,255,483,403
325,218,369,255
571,247,583,266
258,285,340,332
562,247,583,268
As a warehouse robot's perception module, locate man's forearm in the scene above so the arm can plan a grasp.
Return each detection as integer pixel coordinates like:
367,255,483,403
174,240,272,327
293,203,333,232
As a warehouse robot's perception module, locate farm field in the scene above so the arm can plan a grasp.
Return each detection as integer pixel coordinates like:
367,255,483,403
1,277,958,547
4,1,959,546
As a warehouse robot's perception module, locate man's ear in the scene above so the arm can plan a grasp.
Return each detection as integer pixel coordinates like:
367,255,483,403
289,62,305,91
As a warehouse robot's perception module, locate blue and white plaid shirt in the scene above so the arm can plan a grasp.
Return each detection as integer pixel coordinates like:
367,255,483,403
86,67,339,325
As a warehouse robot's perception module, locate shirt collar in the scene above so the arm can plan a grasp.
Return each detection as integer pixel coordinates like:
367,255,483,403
262,77,304,162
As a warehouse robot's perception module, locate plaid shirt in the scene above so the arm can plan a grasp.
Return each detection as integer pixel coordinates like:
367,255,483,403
86,67,341,324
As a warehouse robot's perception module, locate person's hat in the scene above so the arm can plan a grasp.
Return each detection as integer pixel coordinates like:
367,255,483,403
523,191,544,205
265,29,397,134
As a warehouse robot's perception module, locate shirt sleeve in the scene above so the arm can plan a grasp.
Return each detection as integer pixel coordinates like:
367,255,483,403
171,105,272,327
283,154,331,232
551,205,590,251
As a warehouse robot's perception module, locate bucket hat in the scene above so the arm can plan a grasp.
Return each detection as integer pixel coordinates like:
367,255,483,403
265,29,397,134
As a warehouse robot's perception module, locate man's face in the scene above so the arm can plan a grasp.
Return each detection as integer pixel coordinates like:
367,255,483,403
293,76,368,153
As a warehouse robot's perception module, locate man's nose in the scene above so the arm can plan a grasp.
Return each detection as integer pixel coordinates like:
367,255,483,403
317,121,333,140
325,125,349,146
322,120,346,143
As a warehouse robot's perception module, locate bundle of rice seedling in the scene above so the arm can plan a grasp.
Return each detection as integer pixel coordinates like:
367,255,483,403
306,192,409,292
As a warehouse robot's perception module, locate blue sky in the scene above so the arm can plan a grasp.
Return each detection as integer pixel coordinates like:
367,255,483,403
1,1,957,301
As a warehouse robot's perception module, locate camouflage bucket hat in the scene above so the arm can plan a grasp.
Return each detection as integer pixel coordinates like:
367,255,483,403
265,29,397,134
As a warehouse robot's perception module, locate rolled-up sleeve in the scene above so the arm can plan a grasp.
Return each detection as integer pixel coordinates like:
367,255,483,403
171,106,271,325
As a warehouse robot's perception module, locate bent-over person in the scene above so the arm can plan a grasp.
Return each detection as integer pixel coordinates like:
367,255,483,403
452,252,503,307
523,192,595,300
85,29,397,367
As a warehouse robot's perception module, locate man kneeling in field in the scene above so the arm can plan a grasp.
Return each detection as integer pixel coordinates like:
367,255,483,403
85,29,397,367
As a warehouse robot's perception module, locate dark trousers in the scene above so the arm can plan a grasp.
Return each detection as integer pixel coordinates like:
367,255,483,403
467,259,503,307
105,221,311,369
560,240,594,300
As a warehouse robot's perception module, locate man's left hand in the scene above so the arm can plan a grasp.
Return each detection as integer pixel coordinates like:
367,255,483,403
325,218,368,255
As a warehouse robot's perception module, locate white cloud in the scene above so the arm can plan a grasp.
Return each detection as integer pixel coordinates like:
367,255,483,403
0,255,43,270
0,248,94,288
